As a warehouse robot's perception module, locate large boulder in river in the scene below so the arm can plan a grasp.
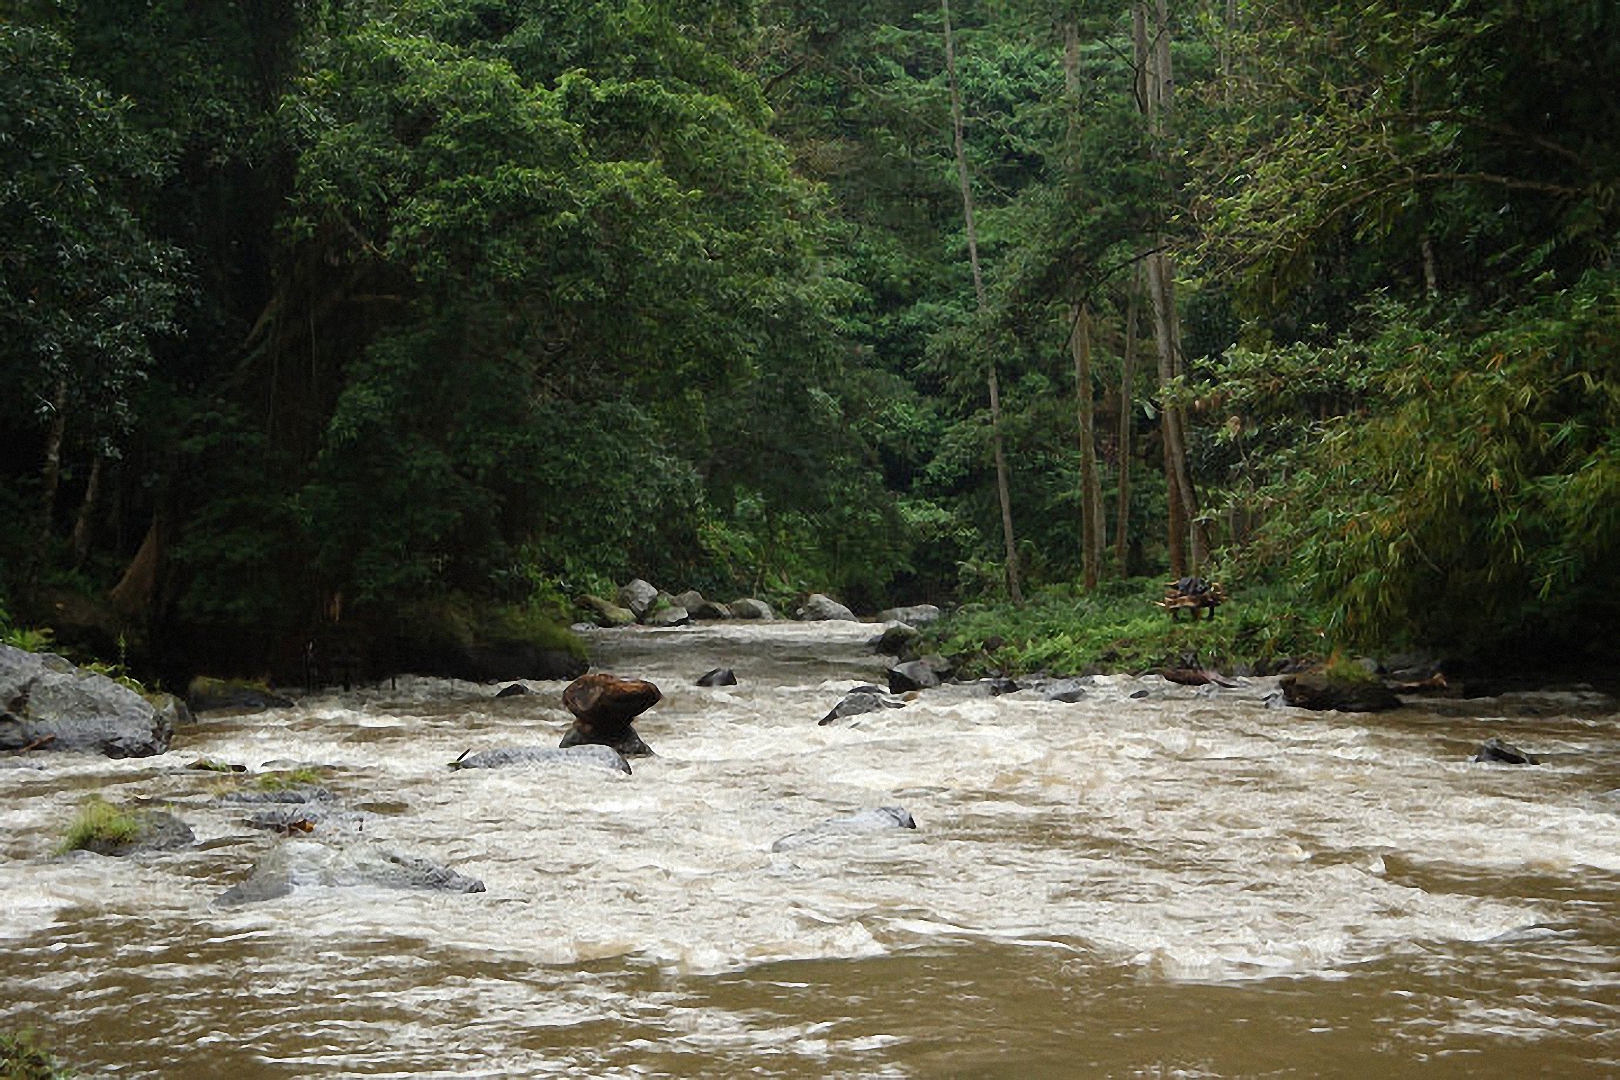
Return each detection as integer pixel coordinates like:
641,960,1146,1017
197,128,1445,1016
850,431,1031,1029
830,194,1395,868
0,644,173,757
1279,672,1402,713
796,593,857,622
617,579,660,619
216,840,486,905
729,598,775,620
560,673,662,756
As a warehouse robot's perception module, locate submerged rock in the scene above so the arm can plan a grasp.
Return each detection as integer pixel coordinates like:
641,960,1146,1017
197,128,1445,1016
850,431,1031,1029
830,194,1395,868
0,644,174,757
696,667,738,687
560,673,661,757
216,840,485,905
1473,737,1540,765
219,785,336,805
818,686,908,725
449,744,632,774
771,806,918,852
494,683,531,698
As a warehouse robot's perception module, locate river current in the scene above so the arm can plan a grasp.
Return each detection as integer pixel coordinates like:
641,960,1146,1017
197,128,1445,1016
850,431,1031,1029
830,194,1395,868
3,620,1620,1076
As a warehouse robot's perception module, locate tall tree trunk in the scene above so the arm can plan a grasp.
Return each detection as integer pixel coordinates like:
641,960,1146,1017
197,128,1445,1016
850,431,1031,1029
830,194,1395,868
944,0,1023,603
1115,270,1140,574
37,376,69,556
1133,0,1205,574
1071,303,1105,588
71,453,104,567
1065,20,1106,589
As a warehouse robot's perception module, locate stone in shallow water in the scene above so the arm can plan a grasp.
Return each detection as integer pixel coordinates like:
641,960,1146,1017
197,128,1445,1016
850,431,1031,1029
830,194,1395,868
449,744,632,774
696,667,738,687
1473,736,1539,765
216,840,485,905
818,688,907,725
771,807,918,852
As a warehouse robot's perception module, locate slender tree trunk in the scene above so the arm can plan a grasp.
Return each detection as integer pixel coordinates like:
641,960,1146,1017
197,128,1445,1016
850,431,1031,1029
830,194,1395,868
944,0,1023,603
1065,20,1106,589
1134,0,1205,574
1071,303,1105,588
37,376,69,554
1115,270,1139,574
71,453,104,566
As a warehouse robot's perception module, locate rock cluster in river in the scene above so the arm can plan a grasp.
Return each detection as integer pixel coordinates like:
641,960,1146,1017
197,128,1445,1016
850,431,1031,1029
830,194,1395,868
575,579,778,628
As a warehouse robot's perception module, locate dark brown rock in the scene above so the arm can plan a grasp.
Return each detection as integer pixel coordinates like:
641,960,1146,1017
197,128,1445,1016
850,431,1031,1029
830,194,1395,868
560,673,661,756
1279,672,1402,712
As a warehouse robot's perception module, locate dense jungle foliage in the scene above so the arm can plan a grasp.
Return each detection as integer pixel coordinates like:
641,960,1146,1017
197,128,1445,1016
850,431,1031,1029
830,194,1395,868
1,0,1616,680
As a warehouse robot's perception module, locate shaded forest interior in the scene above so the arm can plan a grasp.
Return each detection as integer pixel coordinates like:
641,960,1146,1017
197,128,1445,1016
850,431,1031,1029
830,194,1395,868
3,0,1618,682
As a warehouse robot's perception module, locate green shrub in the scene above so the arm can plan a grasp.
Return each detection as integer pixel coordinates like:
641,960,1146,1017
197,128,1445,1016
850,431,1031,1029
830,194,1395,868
0,1030,74,1079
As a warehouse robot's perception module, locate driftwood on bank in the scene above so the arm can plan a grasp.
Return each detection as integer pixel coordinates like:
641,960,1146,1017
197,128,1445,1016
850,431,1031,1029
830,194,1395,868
1155,577,1227,620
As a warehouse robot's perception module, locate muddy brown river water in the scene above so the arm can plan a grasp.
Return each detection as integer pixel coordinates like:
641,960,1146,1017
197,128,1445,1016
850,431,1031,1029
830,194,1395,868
3,620,1619,1077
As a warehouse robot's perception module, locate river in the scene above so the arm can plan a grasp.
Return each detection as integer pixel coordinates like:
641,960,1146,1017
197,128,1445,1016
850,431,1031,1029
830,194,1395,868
3,620,1619,1077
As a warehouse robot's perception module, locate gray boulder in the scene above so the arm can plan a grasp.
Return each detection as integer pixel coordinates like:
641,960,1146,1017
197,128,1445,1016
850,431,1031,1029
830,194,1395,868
216,840,486,905
818,686,908,725
644,599,691,627
0,644,173,757
674,591,732,620
772,806,918,852
617,579,660,618
887,660,941,693
696,667,738,687
796,593,857,622
1034,677,1090,703
449,744,632,774
1474,737,1539,765
729,598,775,620
879,605,942,626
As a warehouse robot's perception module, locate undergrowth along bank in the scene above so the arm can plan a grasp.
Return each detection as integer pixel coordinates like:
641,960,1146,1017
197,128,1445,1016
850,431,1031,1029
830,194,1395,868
926,579,1330,679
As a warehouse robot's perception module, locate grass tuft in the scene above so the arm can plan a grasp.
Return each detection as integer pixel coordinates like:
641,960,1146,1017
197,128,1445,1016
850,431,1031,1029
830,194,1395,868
57,797,141,855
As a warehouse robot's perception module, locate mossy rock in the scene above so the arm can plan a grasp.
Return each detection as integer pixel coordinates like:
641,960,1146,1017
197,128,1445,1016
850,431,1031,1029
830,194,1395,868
59,798,194,856
187,676,294,713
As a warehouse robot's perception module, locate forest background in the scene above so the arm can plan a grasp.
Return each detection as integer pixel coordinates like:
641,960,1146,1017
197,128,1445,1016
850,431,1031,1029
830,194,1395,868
2,0,1617,686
